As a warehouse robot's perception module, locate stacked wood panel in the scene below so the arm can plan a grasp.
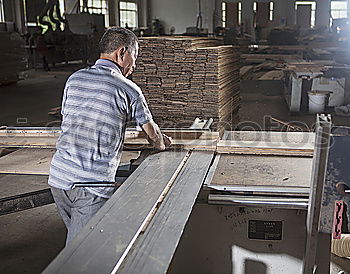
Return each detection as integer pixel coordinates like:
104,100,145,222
133,37,240,132
0,32,26,85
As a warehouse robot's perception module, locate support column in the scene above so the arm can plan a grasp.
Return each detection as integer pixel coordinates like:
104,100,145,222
3,0,12,21
285,0,296,26
273,1,286,26
139,0,148,28
64,0,79,14
12,0,25,33
315,0,330,29
107,0,117,26
213,0,221,30
241,0,253,36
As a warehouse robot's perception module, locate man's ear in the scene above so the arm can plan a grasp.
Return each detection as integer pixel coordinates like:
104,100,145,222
120,47,126,60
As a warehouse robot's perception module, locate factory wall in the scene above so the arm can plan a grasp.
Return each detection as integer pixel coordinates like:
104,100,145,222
3,0,25,33
219,0,332,29
149,0,215,34
149,0,336,35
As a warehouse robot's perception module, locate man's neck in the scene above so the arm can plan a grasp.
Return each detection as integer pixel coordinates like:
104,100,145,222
99,57,124,74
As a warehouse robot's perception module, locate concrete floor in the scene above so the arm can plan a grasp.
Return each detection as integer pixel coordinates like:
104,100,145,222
0,67,350,273
0,66,81,274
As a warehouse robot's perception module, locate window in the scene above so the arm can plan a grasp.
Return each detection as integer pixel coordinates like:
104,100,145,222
0,0,4,22
23,0,66,29
238,2,242,25
80,0,109,27
59,0,65,17
222,1,226,27
269,2,274,21
22,0,37,27
331,1,347,19
295,1,316,28
120,1,138,28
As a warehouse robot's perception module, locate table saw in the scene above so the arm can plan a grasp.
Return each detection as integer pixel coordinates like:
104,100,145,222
0,115,349,274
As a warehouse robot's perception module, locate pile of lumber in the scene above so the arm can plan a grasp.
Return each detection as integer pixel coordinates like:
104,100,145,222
240,62,284,80
133,36,240,132
0,32,26,85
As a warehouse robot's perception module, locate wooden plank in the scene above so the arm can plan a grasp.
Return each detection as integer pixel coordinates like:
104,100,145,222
42,150,189,274
0,137,219,151
118,151,214,274
225,131,315,144
0,130,220,149
217,140,314,156
0,129,219,140
0,149,141,175
0,148,54,175
0,136,57,148
210,154,313,188
0,137,311,156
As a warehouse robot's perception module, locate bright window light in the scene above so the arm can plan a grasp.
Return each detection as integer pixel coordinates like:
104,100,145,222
331,1,348,19
222,1,226,27
238,2,242,25
80,0,109,27
269,2,274,21
119,1,138,28
0,0,4,22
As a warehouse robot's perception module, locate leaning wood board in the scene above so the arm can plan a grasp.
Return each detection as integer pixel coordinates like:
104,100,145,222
42,151,189,274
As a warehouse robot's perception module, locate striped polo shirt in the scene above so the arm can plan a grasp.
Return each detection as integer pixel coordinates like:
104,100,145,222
48,59,153,198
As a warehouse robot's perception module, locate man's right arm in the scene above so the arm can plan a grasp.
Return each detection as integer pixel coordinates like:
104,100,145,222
142,121,171,150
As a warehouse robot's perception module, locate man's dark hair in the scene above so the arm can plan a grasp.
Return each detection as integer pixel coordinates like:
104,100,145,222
99,27,138,54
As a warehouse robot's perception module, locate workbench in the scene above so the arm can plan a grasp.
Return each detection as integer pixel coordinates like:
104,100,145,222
0,120,348,274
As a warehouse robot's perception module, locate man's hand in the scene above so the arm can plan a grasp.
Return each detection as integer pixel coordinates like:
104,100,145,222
142,121,169,151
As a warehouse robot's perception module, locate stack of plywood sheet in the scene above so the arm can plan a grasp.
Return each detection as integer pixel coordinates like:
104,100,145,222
133,37,240,133
0,32,26,85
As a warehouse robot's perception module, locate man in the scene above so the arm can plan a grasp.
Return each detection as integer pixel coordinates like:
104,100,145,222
48,27,170,244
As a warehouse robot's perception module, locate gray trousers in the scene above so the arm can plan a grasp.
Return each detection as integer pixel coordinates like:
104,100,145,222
50,186,108,245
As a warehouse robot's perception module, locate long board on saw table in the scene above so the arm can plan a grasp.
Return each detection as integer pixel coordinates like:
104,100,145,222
0,129,219,150
43,150,190,274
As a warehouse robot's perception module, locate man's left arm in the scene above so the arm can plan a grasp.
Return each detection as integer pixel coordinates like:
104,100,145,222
130,94,172,149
